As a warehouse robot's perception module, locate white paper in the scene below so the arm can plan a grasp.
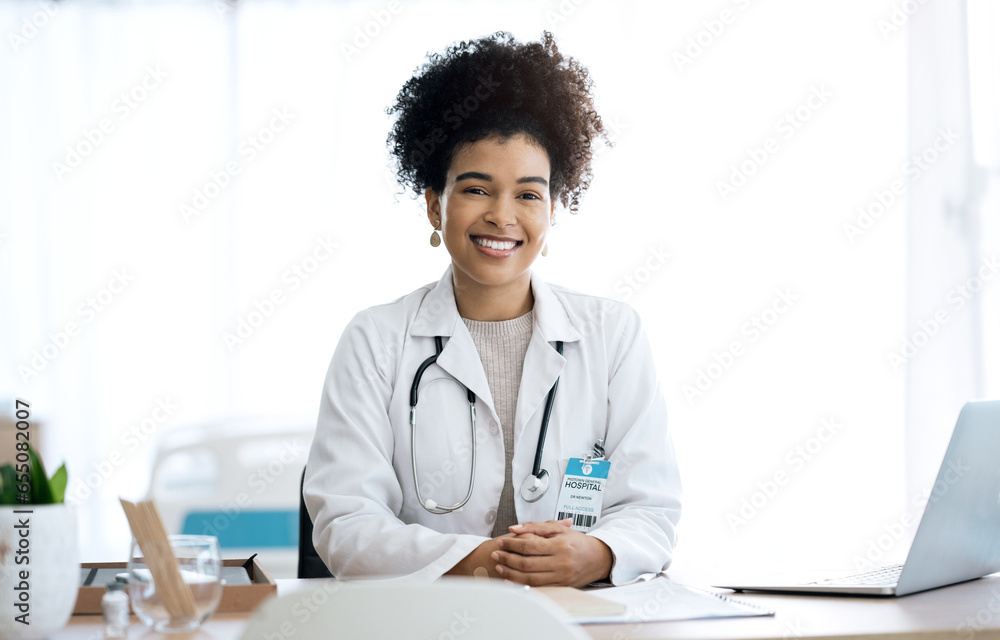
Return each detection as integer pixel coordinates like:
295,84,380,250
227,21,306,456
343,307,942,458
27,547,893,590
574,576,773,624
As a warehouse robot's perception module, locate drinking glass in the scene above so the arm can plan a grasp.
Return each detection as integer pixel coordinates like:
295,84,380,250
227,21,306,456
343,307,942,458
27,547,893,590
126,534,223,633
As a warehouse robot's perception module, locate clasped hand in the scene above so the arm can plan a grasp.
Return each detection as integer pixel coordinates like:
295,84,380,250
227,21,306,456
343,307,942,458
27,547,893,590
491,519,613,587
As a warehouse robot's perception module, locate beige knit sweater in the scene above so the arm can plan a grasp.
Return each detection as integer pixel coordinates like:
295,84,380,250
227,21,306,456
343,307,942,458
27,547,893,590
462,310,533,537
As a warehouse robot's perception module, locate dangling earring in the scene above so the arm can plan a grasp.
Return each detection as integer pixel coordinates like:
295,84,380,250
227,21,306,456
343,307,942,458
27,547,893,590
542,211,554,257
429,219,441,247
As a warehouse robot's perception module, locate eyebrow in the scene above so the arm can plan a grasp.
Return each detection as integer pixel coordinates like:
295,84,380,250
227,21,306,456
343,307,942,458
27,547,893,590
454,171,549,187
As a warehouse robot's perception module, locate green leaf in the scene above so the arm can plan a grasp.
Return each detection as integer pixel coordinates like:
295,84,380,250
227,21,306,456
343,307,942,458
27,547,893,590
28,446,55,505
0,465,17,505
49,464,68,503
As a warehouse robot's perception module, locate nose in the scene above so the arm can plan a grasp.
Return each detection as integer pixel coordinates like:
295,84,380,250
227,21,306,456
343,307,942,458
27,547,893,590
483,195,516,228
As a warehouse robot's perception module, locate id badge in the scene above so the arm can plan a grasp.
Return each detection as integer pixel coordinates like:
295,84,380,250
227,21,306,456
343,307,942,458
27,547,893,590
554,457,609,532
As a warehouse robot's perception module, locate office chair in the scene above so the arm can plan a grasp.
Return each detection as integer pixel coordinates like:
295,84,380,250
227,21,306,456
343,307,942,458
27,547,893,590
298,467,334,579
149,419,311,578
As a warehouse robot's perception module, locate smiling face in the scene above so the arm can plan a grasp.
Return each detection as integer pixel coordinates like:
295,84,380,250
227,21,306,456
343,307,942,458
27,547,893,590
425,133,554,318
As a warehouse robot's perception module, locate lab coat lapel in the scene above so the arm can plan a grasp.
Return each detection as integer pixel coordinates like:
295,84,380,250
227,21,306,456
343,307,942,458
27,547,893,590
436,330,495,415
410,267,495,415
514,273,582,440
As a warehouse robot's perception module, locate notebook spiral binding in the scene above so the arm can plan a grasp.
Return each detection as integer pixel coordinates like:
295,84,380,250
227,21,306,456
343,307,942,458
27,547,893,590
682,583,776,616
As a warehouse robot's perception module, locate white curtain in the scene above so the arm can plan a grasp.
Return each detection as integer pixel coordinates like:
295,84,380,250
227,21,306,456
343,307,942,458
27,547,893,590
967,0,1000,402
1,0,993,577
903,0,999,522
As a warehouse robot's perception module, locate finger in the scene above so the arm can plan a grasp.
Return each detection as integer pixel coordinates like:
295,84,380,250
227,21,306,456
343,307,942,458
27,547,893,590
508,520,569,537
497,534,554,556
491,549,547,572
494,564,563,587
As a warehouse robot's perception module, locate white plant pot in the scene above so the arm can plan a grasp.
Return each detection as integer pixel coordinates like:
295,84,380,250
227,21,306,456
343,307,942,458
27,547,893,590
0,504,79,640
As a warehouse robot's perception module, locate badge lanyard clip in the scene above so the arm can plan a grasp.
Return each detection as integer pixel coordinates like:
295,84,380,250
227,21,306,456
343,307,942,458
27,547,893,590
585,438,606,463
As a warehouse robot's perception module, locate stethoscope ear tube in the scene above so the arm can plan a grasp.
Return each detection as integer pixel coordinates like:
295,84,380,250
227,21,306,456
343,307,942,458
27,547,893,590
409,336,445,407
410,335,477,514
520,341,563,503
529,341,563,479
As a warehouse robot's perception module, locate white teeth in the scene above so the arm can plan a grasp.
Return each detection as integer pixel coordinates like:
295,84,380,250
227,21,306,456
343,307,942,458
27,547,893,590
474,237,517,251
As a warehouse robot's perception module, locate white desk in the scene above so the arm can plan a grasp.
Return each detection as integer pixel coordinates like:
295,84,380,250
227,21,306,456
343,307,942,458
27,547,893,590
58,574,1000,639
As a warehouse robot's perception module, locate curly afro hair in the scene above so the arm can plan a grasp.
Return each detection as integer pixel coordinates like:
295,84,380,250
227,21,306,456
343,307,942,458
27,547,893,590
386,31,610,213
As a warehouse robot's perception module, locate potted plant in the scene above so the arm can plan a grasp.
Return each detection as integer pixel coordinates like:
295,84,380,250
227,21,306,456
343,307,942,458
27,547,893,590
0,446,78,640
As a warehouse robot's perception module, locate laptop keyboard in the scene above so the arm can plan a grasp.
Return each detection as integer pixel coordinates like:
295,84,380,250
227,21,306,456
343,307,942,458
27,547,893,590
814,563,904,586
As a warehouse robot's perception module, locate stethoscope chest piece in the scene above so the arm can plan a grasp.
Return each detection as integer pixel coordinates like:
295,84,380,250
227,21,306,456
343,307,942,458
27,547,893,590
519,469,549,503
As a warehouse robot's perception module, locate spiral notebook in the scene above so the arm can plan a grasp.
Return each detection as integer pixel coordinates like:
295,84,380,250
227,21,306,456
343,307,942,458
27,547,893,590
540,575,773,624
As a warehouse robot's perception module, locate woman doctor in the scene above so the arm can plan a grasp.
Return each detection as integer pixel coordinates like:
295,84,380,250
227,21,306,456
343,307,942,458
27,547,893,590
303,31,681,587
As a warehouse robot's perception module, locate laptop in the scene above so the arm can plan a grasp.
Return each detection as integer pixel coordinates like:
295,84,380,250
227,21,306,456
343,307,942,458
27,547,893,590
713,400,1000,596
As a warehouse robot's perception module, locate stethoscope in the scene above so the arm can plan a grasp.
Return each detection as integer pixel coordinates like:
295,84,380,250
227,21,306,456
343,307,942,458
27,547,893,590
409,336,563,514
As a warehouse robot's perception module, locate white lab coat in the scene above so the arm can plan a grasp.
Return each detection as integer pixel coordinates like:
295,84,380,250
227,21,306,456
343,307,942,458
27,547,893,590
303,266,682,584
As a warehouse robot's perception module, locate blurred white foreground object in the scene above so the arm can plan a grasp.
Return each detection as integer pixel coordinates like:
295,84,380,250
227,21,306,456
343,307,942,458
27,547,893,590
240,578,589,640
